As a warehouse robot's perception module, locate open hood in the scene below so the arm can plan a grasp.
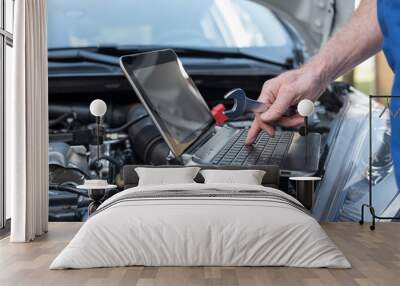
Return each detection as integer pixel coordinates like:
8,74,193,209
261,0,355,56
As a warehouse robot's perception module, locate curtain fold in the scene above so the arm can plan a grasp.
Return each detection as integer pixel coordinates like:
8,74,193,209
7,0,49,242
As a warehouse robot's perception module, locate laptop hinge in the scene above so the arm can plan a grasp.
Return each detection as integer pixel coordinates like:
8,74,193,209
185,124,218,154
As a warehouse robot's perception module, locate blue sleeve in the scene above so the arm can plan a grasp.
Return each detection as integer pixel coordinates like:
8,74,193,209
377,0,386,35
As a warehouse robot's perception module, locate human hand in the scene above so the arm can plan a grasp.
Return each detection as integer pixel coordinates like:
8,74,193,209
245,67,329,145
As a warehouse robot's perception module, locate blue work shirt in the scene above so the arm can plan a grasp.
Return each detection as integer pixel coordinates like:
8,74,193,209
377,0,400,189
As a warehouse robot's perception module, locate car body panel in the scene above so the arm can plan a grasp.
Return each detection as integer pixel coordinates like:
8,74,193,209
262,0,355,55
313,90,398,222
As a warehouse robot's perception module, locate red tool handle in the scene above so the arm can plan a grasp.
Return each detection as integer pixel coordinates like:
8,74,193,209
211,104,229,125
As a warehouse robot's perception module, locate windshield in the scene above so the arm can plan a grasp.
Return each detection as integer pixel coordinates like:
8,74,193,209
47,0,291,50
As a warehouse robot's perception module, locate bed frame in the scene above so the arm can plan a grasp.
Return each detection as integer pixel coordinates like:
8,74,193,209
122,165,280,189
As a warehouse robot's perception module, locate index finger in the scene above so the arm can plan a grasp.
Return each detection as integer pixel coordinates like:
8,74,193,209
260,88,293,123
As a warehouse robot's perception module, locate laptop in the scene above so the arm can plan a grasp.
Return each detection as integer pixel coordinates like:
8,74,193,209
120,49,321,176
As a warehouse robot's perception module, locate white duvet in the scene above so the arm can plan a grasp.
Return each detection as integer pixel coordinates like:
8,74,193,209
50,183,351,269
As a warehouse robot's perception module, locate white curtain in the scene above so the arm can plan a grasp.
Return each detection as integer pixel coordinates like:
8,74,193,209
7,0,49,242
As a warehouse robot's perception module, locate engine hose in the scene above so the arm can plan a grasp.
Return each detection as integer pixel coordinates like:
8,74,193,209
106,114,149,133
90,156,123,169
49,184,89,197
49,112,75,127
127,105,170,165
49,103,129,127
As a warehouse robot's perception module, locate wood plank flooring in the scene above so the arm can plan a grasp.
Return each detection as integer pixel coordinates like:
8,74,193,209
0,222,399,286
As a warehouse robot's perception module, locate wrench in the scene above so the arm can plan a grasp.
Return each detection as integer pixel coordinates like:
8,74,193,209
223,88,306,119
223,88,267,119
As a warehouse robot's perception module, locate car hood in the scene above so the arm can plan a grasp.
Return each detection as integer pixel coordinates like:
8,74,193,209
261,0,355,56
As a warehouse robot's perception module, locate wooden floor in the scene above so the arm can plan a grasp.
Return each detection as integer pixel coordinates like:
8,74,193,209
0,222,399,286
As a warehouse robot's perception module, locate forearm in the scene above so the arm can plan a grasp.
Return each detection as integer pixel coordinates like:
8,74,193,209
306,0,383,84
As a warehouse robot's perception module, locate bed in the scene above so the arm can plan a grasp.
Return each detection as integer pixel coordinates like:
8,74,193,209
50,165,350,269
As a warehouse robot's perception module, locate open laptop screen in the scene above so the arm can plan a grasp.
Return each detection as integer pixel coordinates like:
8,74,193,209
120,50,214,157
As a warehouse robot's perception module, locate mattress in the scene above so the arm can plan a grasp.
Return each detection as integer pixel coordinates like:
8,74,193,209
50,183,351,269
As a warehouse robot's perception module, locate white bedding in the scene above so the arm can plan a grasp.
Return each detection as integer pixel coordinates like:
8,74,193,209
50,183,351,269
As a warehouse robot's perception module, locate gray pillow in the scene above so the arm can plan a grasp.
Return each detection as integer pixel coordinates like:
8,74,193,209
200,169,266,185
135,167,201,186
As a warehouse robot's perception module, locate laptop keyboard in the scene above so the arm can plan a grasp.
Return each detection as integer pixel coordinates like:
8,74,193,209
211,129,294,166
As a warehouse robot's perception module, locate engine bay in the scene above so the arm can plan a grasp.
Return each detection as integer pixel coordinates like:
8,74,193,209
48,81,349,221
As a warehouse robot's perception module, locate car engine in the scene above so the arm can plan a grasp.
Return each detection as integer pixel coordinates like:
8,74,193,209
48,102,171,221
48,82,348,221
